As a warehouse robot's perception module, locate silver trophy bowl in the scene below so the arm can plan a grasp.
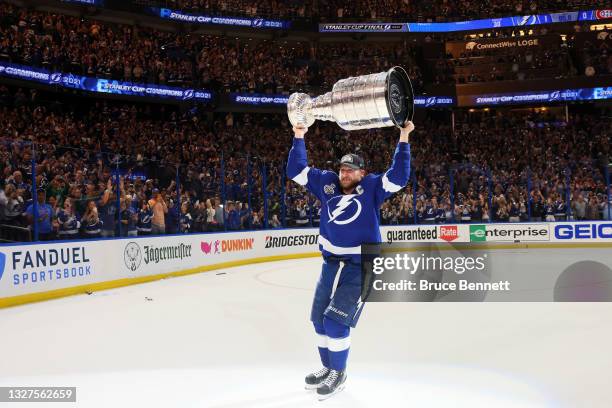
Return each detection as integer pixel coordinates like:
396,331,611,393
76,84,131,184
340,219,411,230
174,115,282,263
287,66,414,131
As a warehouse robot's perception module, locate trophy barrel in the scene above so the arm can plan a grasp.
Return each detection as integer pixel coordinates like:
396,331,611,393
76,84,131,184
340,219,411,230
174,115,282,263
287,66,414,131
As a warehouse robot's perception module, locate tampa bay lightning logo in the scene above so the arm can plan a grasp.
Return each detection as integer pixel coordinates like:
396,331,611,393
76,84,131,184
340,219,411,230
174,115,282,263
183,89,194,100
327,195,362,225
253,18,264,27
550,91,561,101
517,15,537,26
384,24,391,30
425,97,437,107
50,73,62,83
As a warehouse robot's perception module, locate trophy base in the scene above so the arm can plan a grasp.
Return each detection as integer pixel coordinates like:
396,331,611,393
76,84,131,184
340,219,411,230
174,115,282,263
385,66,414,128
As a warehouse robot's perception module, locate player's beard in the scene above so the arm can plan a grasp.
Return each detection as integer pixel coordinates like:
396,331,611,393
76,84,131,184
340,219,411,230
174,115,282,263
340,177,360,192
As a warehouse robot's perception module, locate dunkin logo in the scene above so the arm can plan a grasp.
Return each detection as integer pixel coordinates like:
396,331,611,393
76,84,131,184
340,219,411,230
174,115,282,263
201,238,254,255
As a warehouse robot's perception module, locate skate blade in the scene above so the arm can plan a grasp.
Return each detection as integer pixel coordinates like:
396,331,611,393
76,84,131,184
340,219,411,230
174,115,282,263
305,383,322,390
317,384,345,401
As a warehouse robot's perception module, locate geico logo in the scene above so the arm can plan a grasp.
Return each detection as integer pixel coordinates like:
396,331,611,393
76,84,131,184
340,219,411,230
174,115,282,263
554,223,612,239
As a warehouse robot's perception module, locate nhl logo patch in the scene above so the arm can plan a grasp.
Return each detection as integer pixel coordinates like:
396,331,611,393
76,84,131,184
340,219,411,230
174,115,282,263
324,184,336,195
355,185,364,195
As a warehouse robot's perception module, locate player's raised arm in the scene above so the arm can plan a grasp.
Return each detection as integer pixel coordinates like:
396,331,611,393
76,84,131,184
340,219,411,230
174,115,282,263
375,120,414,204
286,125,326,197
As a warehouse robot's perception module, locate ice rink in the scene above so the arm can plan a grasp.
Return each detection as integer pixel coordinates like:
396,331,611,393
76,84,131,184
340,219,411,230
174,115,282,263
1,256,611,408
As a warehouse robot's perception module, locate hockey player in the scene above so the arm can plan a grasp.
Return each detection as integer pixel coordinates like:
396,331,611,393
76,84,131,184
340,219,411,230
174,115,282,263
286,120,414,399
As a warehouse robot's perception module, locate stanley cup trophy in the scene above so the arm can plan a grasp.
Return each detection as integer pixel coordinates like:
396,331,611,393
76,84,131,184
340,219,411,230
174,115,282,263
287,66,414,131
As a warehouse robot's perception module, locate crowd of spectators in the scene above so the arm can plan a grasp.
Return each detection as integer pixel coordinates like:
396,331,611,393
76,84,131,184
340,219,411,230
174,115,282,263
432,46,575,84
430,29,611,85
0,2,609,242
0,4,424,94
577,31,612,78
0,85,610,242
4,4,608,95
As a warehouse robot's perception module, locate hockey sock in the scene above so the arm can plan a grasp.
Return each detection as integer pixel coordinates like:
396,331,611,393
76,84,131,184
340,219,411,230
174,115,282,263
323,316,350,371
313,321,330,368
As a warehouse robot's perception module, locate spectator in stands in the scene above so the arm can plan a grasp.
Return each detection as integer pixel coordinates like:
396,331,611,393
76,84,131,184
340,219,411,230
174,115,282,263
25,189,54,241
572,194,587,220
2,183,25,226
137,200,153,236
120,199,138,237
56,197,80,239
98,179,118,238
166,198,180,234
180,201,193,233
149,188,168,235
602,198,612,221
46,175,68,208
213,198,224,230
204,198,216,231
81,200,102,238
226,201,241,230
585,196,601,221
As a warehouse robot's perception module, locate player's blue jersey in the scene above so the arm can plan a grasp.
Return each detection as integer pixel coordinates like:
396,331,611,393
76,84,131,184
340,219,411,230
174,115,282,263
287,138,410,259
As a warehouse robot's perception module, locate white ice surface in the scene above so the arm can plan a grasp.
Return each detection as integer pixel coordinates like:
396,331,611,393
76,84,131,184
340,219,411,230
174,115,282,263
1,257,611,407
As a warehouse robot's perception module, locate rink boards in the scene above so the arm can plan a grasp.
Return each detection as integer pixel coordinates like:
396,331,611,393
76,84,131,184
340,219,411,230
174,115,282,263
1,221,611,307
